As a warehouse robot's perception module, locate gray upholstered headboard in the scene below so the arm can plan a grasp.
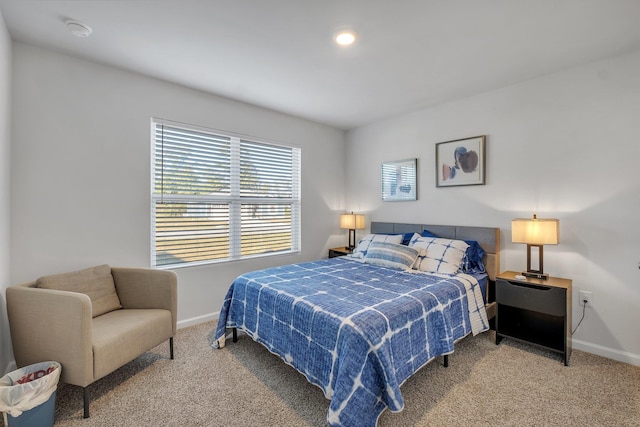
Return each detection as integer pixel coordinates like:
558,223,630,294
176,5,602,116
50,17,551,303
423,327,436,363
370,222,501,283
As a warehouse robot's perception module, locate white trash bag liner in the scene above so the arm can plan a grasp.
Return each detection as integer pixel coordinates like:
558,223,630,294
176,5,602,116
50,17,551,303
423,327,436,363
0,361,61,418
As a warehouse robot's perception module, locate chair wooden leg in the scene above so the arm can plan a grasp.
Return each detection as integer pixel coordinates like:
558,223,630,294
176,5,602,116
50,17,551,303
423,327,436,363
443,355,449,368
83,386,90,418
170,337,174,359
232,328,238,342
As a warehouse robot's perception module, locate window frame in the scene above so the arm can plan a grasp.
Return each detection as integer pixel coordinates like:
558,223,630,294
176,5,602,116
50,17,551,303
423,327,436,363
150,118,301,269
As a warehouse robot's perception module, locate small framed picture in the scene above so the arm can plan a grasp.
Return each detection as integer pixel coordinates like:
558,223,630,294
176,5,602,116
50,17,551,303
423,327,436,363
381,158,417,201
436,135,486,187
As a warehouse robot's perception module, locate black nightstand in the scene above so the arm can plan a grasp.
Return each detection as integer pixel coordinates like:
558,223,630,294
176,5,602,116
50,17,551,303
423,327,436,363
328,247,352,258
496,271,572,365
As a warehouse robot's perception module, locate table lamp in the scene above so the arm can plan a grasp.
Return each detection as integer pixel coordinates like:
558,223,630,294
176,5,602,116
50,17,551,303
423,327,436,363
340,212,365,250
511,214,559,280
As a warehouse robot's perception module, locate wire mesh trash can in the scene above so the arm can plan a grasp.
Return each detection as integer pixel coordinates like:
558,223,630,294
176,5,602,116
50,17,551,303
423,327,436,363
0,361,61,427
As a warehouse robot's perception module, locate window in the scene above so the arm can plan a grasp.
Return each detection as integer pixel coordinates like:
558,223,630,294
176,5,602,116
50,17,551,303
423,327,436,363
151,119,301,268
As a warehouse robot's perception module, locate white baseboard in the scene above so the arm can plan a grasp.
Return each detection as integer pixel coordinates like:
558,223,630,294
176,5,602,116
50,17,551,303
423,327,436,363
177,312,219,329
573,339,640,367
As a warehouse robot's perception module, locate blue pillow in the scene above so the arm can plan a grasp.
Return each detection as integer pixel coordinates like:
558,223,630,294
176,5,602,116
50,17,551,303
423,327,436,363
401,232,417,245
421,230,485,273
421,229,439,238
462,240,486,273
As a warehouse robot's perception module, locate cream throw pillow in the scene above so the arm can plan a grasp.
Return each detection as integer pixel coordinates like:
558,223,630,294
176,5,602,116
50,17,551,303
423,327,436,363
409,237,469,275
36,264,122,317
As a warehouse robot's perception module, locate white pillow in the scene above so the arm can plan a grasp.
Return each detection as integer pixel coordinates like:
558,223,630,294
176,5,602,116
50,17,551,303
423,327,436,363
363,242,420,271
351,234,403,259
409,236,469,274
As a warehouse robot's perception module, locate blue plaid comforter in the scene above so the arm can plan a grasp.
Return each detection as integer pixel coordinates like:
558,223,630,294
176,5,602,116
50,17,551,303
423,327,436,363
211,257,488,426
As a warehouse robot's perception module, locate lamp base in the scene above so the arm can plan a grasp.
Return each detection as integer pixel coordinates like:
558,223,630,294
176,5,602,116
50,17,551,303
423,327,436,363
522,271,549,280
348,229,356,251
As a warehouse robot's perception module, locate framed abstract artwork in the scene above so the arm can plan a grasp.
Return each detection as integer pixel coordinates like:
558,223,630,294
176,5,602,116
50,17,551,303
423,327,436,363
381,158,417,201
436,135,486,187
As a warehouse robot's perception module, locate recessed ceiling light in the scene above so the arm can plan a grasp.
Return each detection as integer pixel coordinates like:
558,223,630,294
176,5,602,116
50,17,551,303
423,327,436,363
65,19,92,38
334,30,357,46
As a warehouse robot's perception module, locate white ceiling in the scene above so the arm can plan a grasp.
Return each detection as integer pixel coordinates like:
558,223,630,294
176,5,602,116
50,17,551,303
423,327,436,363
2,0,640,130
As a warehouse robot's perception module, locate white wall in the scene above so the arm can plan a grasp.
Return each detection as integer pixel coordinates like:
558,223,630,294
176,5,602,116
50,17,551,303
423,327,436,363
7,40,639,368
346,50,640,366
10,43,345,332
0,10,12,374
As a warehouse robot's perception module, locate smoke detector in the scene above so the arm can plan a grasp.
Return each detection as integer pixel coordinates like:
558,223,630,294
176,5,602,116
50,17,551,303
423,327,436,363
65,20,92,37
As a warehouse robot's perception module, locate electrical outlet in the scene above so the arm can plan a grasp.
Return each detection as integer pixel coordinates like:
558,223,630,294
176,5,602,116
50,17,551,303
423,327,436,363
579,291,593,307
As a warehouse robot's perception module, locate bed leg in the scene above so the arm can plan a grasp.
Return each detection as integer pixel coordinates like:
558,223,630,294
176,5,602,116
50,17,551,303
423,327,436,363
443,355,449,368
83,386,90,418
232,327,238,342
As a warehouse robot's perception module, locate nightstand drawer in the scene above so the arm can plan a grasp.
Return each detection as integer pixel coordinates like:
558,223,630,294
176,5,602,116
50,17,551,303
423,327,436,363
496,279,566,316
329,247,352,258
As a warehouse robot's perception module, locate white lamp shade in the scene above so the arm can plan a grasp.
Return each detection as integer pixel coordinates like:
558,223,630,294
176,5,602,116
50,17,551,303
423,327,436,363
340,213,365,230
512,217,559,245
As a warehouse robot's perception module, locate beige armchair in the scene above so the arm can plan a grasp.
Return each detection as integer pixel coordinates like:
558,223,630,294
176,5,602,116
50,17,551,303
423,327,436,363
6,265,177,418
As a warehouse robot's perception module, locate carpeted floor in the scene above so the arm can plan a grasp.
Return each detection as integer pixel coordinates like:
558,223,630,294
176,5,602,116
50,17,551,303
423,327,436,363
5,321,640,426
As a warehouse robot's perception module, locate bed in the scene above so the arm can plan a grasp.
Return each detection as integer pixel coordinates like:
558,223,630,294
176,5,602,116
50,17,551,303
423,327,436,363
211,222,500,427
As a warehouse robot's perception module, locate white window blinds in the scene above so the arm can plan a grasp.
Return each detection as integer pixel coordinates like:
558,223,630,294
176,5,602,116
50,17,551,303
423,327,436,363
151,119,301,268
